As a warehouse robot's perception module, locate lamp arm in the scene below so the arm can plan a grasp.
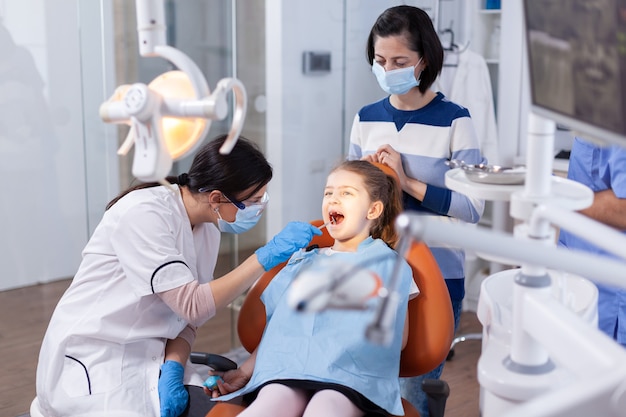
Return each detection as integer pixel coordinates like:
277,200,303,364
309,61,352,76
135,0,167,56
365,233,412,346
154,45,210,99
161,98,226,120
395,212,626,289
529,203,626,260
214,78,247,155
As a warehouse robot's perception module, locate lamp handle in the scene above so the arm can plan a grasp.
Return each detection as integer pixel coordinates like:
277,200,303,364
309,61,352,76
214,78,248,155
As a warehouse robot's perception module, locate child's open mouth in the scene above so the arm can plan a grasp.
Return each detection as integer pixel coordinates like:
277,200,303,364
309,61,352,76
329,212,344,225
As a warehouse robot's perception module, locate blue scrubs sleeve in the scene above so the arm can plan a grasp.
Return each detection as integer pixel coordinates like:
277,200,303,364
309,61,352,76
606,146,626,198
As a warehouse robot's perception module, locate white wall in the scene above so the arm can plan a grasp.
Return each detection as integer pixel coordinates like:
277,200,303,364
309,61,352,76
0,0,118,291
342,0,390,148
266,0,347,236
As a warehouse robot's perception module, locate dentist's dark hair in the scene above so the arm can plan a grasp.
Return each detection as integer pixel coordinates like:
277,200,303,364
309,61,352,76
366,5,443,94
106,135,272,210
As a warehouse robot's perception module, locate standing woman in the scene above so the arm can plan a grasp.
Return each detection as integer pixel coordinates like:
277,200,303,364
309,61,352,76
34,134,321,417
347,6,485,417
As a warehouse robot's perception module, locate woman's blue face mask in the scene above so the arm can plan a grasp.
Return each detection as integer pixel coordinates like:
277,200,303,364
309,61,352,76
372,59,422,95
216,192,269,234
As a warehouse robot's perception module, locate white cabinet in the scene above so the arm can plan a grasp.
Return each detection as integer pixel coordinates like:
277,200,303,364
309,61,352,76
471,1,502,112
473,7,502,63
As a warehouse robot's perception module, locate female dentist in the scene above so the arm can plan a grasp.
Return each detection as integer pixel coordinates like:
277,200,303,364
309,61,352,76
33,134,322,417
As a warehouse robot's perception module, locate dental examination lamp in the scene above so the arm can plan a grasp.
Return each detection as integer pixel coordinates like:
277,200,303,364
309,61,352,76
99,0,247,184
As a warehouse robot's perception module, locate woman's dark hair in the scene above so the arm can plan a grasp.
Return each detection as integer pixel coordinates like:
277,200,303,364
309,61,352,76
366,5,443,94
106,134,272,210
331,160,403,248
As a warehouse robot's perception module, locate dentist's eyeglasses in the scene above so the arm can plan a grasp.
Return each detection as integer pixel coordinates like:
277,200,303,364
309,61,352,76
223,191,269,215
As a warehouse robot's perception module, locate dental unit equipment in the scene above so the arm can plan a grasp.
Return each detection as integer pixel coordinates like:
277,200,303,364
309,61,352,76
289,2,626,416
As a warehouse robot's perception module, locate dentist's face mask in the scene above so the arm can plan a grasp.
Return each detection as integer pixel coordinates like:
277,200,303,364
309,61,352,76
216,191,269,234
372,58,422,95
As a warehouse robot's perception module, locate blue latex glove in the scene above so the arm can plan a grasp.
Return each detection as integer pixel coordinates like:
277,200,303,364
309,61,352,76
158,360,188,417
255,221,322,271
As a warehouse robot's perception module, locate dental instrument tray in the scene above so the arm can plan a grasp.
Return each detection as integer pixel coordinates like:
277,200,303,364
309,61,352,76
447,160,526,185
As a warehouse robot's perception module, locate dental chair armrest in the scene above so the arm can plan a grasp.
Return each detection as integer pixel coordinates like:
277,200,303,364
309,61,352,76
189,352,238,372
422,378,450,417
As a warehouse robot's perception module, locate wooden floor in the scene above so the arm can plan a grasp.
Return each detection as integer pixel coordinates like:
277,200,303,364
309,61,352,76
0,277,483,417
440,313,483,417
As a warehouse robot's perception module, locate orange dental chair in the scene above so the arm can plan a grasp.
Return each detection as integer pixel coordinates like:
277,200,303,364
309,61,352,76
191,219,455,417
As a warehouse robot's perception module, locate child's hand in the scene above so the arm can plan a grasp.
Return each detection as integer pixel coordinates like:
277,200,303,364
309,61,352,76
202,375,223,390
202,368,250,398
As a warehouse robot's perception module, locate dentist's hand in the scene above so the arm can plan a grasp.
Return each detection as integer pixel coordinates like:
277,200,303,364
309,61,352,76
255,221,322,270
158,360,188,417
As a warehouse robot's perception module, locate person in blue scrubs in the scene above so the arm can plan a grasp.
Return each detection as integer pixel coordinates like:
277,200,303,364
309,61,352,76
558,136,626,346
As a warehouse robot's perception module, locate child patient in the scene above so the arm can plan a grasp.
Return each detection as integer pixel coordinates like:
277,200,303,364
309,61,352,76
207,160,418,417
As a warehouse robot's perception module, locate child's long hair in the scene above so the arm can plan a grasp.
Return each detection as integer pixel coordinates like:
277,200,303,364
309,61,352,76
333,160,403,248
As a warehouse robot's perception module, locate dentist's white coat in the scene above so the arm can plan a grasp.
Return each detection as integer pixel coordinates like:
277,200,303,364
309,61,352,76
35,185,219,417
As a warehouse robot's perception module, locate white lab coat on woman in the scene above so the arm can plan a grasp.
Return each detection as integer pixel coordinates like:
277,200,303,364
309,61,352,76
34,185,219,417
